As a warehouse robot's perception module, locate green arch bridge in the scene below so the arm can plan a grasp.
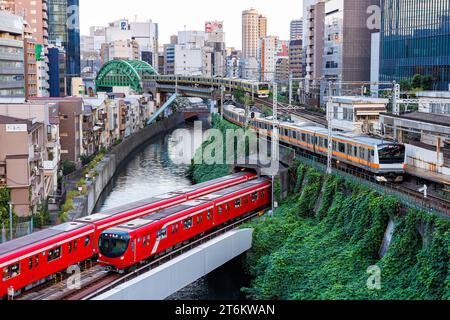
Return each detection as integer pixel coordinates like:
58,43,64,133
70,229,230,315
95,59,158,93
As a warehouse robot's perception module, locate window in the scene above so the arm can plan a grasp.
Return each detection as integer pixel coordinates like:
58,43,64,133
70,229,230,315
235,199,242,208
252,192,259,202
48,246,62,262
69,242,72,254
225,204,230,211
207,210,211,220
196,215,203,224
184,218,193,230
338,142,346,153
84,236,90,247
29,258,33,270
35,255,39,268
3,263,20,281
73,240,77,252
157,228,167,240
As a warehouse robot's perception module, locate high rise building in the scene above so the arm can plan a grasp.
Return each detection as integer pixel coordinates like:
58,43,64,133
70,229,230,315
23,21,37,98
1,0,50,97
380,0,450,90
289,39,303,79
321,0,376,98
104,19,159,67
305,0,325,85
163,43,175,75
290,19,303,41
48,0,80,94
205,21,226,77
258,35,279,82
0,10,25,98
242,8,267,59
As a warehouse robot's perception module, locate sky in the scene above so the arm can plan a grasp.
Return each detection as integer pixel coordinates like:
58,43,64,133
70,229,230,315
79,0,303,49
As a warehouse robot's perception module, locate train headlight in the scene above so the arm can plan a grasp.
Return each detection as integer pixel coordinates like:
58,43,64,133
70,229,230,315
121,257,125,260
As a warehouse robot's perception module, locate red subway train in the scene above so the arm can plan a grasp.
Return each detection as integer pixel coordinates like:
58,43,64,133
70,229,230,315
98,178,272,271
0,172,256,298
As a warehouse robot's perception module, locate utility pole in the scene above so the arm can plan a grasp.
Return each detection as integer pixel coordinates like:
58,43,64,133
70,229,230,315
8,202,13,241
326,81,333,175
392,81,400,141
271,82,278,217
289,73,293,106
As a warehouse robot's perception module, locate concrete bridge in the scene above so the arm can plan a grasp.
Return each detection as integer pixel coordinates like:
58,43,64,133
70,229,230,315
90,229,254,300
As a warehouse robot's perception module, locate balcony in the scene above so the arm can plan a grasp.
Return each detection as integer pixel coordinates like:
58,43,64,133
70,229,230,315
0,52,24,61
42,159,58,171
0,81,25,89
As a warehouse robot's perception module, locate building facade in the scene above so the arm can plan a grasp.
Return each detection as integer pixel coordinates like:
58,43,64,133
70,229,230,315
0,10,25,98
289,39,303,79
290,19,303,41
380,0,450,90
242,8,267,59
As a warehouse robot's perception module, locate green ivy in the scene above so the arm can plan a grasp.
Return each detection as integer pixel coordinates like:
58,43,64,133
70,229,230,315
242,164,450,300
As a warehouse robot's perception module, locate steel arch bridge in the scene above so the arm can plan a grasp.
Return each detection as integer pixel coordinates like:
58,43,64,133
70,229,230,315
95,60,158,93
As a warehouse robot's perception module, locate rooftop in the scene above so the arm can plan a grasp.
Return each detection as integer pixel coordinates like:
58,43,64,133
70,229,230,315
383,112,450,127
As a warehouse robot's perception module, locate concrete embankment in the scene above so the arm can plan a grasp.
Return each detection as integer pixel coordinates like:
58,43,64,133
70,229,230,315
65,113,185,220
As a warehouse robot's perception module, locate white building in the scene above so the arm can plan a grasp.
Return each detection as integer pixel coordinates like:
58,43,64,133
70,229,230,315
240,57,258,81
258,35,279,82
105,19,158,67
330,96,389,134
174,43,203,75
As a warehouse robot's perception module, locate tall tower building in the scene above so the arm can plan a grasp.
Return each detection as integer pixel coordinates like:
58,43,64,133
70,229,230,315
242,8,267,59
290,19,303,40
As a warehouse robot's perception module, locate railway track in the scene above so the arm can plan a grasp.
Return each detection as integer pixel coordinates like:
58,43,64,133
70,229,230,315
253,98,328,127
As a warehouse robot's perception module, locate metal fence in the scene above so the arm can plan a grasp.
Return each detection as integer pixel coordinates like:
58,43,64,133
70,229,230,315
0,219,33,244
291,149,449,219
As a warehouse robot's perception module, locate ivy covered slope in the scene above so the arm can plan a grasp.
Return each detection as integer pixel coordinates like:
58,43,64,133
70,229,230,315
189,114,242,183
243,163,450,300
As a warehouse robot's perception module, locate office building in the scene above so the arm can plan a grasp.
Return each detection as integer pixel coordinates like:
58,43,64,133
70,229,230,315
290,19,303,41
380,0,450,90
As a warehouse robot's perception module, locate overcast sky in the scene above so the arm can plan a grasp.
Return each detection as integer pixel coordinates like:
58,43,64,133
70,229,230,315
79,0,303,49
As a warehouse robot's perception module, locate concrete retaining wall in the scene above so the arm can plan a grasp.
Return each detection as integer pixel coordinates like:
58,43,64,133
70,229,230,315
67,113,186,220
93,228,253,300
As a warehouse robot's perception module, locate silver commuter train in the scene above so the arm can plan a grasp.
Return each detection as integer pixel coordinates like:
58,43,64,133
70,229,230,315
223,105,406,182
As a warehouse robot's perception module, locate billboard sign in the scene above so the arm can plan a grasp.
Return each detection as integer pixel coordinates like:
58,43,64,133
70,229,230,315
205,21,223,33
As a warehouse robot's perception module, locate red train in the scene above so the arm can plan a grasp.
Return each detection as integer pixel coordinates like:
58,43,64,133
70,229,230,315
0,172,255,298
98,178,272,271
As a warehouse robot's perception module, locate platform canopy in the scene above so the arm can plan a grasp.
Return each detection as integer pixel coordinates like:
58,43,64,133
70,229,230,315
95,60,158,93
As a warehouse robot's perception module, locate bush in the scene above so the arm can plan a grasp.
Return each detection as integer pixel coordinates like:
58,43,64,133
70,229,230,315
61,160,76,176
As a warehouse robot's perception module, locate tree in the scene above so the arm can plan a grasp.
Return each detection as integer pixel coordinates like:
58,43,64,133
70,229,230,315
412,74,423,89
399,79,412,92
421,75,433,90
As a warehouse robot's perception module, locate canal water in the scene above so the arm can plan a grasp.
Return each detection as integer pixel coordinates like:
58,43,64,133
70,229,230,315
94,119,250,300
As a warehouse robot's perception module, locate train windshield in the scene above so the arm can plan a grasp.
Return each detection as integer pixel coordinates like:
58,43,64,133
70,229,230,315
99,232,130,258
378,144,405,164
259,84,269,91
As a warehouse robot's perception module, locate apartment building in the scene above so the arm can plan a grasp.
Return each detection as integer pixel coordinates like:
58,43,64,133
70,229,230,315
0,115,45,217
0,10,25,98
242,9,267,59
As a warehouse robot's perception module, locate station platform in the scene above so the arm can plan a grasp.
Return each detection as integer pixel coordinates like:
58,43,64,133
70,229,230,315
406,165,450,187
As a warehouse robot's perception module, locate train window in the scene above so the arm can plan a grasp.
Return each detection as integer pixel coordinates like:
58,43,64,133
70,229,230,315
73,240,77,252
347,145,353,155
333,141,337,151
252,192,259,202
324,139,328,147
370,150,375,157
184,218,193,230
131,241,135,252
157,228,167,240
353,146,358,157
48,246,62,262
360,147,367,160
301,133,306,141
138,238,141,243
3,263,20,281
244,196,249,204
207,210,211,220
29,258,33,270
225,204,230,211
196,215,203,224
338,143,346,153
69,242,72,254
85,236,90,247
235,199,242,208
35,255,39,268
218,206,223,215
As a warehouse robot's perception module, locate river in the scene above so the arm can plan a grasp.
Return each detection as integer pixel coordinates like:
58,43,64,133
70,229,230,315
94,119,249,300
